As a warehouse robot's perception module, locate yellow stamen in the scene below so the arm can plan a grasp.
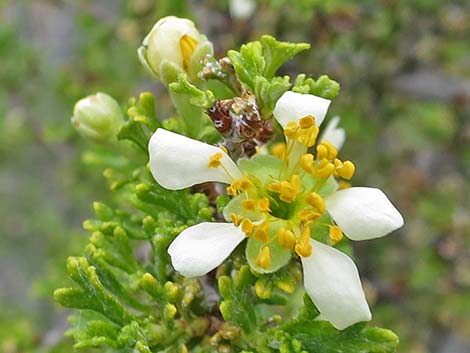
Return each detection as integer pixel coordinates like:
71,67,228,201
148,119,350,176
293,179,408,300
267,181,282,193
329,225,344,244
299,115,315,129
271,143,287,160
338,180,352,189
230,213,243,227
237,178,252,191
298,210,321,223
179,35,198,70
337,160,355,180
300,153,315,174
316,162,335,179
254,222,269,242
316,144,328,160
333,158,343,169
297,125,319,147
277,227,296,249
208,153,223,168
295,227,312,257
255,246,271,269
306,192,325,213
322,141,337,160
284,121,298,139
258,198,271,212
226,185,238,196
241,219,255,237
242,199,256,211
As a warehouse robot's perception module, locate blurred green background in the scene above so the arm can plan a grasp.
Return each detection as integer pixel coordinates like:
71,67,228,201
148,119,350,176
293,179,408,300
0,0,469,352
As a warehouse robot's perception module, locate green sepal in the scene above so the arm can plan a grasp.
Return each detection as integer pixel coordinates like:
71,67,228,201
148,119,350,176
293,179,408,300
187,39,214,85
292,74,340,99
246,222,292,274
239,154,283,185
222,195,262,222
159,60,184,86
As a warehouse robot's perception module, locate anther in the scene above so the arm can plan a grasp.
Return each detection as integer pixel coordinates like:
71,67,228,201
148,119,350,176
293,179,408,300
299,115,315,129
254,222,269,242
316,162,335,179
241,219,255,237
329,225,343,244
208,153,223,168
242,199,256,211
306,192,325,213
298,210,321,223
300,154,315,174
256,246,271,269
230,213,243,227
284,121,298,139
278,228,296,249
336,160,355,180
258,198,271,213
322,141,338,160
316,144,328,160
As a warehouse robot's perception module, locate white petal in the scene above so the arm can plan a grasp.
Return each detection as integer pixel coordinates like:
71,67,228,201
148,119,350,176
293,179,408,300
301,239,371,330
168,222,246,277
319,116,346,150
148,129,242,190
325,187,404,241
229,0,257,19
273,91,331,129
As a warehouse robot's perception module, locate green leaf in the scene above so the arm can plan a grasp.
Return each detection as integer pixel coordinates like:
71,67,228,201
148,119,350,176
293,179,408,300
67,311,120,349
260,35,310,79
228,37,309,115
293,74,340,99
279,296,399,353
169,75,216,108
54,257,134,326
218,266,257,333
118,92,160,151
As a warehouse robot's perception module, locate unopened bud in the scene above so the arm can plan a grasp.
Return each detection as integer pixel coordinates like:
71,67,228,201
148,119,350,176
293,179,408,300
138,16,212,84
71,93,124,142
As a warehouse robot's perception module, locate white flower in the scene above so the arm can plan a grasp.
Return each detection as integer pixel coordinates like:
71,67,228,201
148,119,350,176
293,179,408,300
148,91,404,330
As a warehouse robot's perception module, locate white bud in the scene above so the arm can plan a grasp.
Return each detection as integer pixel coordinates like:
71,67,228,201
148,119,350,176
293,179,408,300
138,16,212,83
71,93,124,142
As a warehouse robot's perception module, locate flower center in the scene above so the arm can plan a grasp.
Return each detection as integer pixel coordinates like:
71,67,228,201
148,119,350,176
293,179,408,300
207,119,356,269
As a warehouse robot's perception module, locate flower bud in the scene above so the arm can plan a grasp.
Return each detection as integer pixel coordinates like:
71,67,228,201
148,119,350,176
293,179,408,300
71,93,124,142
138,16,212,84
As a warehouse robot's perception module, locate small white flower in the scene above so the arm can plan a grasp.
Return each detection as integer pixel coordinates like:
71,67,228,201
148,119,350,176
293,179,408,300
148,91,404,330
319,116,346,150
229,0,257,20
